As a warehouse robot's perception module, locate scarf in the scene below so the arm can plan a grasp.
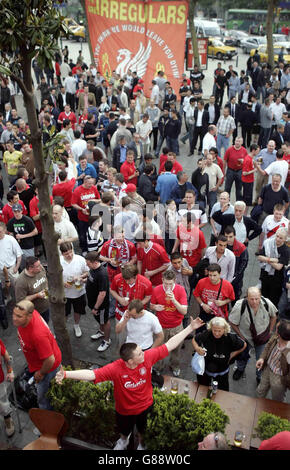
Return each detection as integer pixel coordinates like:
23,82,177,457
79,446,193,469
263,237,279,276
108,239,130,264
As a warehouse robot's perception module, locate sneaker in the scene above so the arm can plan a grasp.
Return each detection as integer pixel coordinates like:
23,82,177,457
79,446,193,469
73,324,82,338
172,368,180,377
233,369,244,381
90,330,104,340
137,443,146,450
4,417,15,437
114,436,130,450
97,339,111,352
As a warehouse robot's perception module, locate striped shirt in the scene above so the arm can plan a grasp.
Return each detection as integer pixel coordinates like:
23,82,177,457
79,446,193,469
268,343,284,376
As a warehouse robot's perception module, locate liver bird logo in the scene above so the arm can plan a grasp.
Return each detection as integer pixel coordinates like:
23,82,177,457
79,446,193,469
116,40,152,78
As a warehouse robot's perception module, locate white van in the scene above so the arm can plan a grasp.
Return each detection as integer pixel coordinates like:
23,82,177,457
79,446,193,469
194,19,221,38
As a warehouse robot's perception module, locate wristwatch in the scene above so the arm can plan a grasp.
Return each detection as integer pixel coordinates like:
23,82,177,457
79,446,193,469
200,302,204,308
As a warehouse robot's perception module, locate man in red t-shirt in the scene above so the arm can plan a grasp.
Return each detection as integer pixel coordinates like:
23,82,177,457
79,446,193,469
52,170,78,227
194,263,235,327
120,150,139,186
224,136,248,201
13,300,62,410
71,175,100,253
172,213,207,269
3,191,27,224
57,104,77,130
0,339,15,436
242,143,260,212
100,227,137,283
158,152,183,175
55,316,204,450
110,265,152,322
136,232,170,287
150,270,188,376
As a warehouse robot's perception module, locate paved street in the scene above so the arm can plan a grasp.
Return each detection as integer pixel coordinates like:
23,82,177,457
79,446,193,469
0,38,289,449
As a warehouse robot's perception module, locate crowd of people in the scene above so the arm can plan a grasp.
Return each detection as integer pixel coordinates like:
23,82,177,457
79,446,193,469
0,43,290,450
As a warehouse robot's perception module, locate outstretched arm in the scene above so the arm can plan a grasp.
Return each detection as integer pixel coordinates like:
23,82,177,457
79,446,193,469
165,317,204,353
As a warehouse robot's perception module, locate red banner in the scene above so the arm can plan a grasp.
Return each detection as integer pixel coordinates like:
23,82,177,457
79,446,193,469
85,0,188,96
186,37,208,70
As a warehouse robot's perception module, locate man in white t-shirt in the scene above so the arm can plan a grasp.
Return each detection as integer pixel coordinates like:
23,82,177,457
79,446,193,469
202,125,217,157
177,189,208,229
59,242,89,338
262,149,289,187
115,299,164,350
203,152,224,213
52,205,78,248
258,203,290,250
270,96,286,124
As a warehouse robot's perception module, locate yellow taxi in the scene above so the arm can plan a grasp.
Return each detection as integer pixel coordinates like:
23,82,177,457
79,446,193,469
63,17,86,41
250,44,290,64
207,37,237,60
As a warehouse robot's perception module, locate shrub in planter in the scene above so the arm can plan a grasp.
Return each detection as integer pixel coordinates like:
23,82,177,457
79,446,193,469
47,376,118,448
255,412,290,441
48,377,229,450
144,390,229,451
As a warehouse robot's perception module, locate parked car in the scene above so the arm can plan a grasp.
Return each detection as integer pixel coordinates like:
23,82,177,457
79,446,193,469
273,34,289,43
222,30,236,46
240,36,266,53
63,17,86,41
228,30,249,47
207,37,237,60
250,44,290,64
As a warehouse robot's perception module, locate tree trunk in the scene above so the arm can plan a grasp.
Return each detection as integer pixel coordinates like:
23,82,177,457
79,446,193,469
188,0,200,68
266,0,278,69
15,48,74,367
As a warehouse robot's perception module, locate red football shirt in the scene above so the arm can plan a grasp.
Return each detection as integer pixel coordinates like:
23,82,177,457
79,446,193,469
176,225,207,267
224,146,248,171
71,185,100,222
159,160,183,175
100,239,136,283
193,277,235,319
111,273,152,320
29,195,53,233
52,178,76,207
242,154,255,183
137,242,170,287
2,201,27,224
93,344,169,415
58,111,77,129
17,310,62,373
120,161,137,186
151,284,187,328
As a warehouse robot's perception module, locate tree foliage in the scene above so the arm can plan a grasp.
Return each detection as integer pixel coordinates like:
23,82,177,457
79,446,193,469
0,0,73,366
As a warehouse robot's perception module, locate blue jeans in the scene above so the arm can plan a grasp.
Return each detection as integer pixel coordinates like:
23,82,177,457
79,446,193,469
166,136,179,155
35,366,60,410
225,168,243,201
217,134,230,157
155,135,165,156
236,343,266,379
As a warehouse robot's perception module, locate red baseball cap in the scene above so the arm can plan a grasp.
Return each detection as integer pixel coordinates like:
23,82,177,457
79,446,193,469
125,184,137,193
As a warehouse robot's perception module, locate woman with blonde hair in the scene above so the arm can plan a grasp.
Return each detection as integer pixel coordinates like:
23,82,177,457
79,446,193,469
192,317,246,391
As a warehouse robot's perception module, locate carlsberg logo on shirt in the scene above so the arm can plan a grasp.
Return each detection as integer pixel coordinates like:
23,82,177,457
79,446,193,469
124,379,146,389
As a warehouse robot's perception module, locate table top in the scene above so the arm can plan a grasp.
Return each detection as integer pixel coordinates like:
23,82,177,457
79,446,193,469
160,377,290,450
251,397,290,449
195,385,257,450
162,375,198,400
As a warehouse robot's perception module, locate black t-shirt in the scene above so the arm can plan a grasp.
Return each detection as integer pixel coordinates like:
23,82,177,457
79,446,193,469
195,330,244,373
86,265,109,310
7,215,36,249
260,184,289,214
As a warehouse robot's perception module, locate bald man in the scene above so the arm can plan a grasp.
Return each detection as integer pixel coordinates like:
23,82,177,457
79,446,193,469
228,287,277,383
